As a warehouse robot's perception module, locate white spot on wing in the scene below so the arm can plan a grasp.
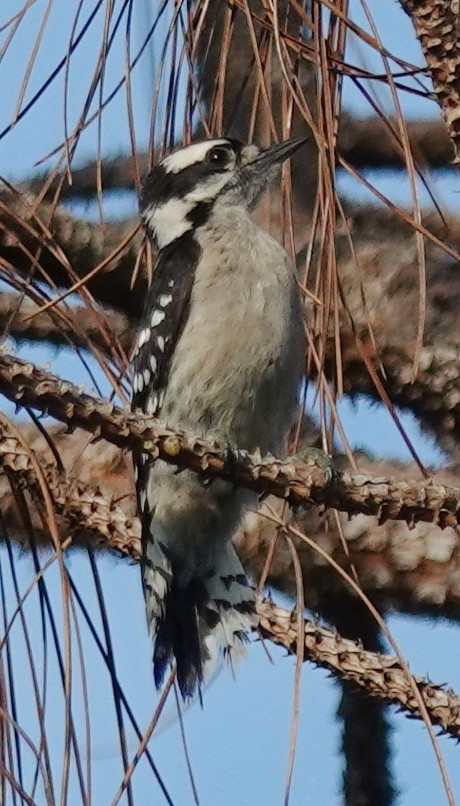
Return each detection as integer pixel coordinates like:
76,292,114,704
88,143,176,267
162,140,229,174
168,279,174,288
146,393,158,415
137,373,144,393
137,327,151,349
157,336,165,352
159,294,173,307
149,355,158,373
151,309,165,327
151,570,168,600
143,368,151,386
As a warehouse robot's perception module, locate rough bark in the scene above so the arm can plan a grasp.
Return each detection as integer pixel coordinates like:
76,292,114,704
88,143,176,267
2,352,460,527
400,0,460,162
1,420,460,741
19,118,452,203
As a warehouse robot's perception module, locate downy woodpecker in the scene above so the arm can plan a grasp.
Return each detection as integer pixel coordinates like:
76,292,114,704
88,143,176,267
132,137,306,699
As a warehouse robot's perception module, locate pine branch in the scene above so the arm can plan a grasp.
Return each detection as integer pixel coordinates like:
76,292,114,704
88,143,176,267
258,600,460,740
20,118,452,202
0,193,145,316
1,351,460,526
0,293,130,353
400,0,460,162
0,421,140,558
2,426,460,616
1,420,459,740
5,289,460,457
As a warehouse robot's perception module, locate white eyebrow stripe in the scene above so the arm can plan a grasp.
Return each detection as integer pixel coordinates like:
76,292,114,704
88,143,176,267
162,140,229,173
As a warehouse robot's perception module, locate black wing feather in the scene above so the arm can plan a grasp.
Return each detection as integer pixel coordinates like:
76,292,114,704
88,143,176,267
132,232,201,524
132,233,200,416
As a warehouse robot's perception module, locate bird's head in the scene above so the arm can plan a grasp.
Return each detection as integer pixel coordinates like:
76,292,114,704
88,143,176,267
141,137,307,250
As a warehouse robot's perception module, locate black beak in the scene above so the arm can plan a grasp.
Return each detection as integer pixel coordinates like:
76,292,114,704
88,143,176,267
238,136,309,209
252,136,309,168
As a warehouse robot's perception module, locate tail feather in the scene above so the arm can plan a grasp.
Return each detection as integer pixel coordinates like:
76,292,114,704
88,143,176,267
142,543,258,699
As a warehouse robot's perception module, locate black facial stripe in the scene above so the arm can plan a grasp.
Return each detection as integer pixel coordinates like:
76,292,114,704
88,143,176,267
186,200,214,229
140,138,244,212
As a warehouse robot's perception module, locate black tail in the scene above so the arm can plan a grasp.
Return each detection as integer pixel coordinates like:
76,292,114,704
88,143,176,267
143,544,258,700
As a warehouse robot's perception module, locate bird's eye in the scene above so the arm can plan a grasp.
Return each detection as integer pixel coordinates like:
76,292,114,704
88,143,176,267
207,146,232,169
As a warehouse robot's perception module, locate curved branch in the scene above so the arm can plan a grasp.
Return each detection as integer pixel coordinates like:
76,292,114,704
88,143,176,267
0,293,131,352
400,0,460,162
1,419,459,740
1,351,460,526
19,118,453,202
0,193,146,316
258,600,460,740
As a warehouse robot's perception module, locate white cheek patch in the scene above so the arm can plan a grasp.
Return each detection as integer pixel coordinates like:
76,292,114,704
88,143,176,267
143,154,234,249
143,198,194,249
162,140,229,173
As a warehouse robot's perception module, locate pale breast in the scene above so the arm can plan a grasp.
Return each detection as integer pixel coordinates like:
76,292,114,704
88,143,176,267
161,206,305,453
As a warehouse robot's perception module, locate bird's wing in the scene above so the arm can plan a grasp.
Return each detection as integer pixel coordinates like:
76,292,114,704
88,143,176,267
132,235,200,417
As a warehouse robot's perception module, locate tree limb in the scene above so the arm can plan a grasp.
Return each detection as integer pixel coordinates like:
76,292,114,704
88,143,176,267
258,600,460,740
20,117,453,202
5,289,460,457
0,193,145,316
400,0,460,162
1,419,459,741
0,292,131,353
1,351,460,526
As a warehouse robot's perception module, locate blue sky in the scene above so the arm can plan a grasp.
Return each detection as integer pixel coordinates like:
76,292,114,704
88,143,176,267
1,1,460,804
